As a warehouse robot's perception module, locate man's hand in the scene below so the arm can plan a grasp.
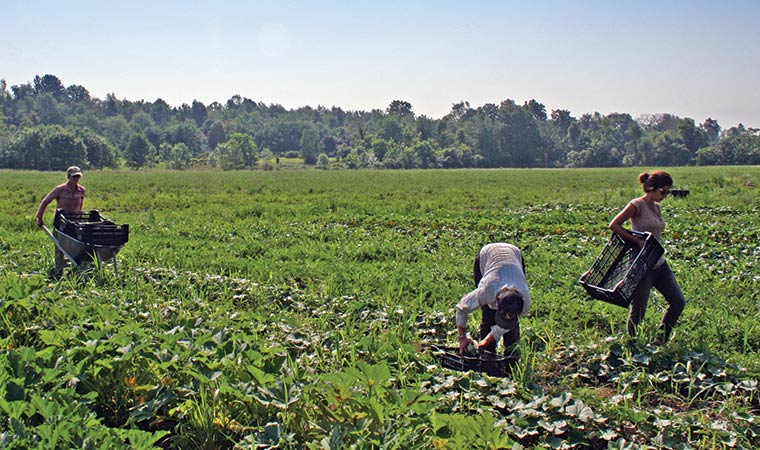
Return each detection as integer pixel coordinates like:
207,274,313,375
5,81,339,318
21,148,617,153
458,336,474,355
35,217,43,227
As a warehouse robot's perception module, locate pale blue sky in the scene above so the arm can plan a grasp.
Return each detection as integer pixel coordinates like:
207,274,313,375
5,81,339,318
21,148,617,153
3,1,759,128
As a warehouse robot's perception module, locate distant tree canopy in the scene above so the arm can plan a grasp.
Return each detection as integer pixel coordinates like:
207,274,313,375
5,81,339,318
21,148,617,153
125,133,154,169
1,74,758,170
213,132,258,170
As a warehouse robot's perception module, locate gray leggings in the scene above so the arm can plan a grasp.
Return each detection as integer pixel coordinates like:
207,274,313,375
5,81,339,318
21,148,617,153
628,260,685,339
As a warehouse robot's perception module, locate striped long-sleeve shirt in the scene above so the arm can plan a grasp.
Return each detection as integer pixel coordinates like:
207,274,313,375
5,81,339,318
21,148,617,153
456,243,530,340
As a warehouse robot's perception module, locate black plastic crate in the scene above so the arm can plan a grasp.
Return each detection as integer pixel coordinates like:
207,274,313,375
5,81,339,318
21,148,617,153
79,222,130,246
578,230,664,307
670,189,689,198
431,345,515,377
54,209,129,246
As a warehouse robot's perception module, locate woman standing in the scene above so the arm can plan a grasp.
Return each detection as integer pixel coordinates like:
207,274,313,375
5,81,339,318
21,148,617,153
609,171,686,344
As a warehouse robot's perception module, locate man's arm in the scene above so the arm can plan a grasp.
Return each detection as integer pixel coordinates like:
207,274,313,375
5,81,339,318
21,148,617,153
456,288,484,354
35,188,59,227
478,333,496,350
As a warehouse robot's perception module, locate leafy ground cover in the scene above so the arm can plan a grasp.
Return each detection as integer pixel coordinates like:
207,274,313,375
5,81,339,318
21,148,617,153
1,167,759,449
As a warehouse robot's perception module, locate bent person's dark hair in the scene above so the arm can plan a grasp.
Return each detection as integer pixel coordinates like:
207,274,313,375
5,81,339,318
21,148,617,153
496,287,524,315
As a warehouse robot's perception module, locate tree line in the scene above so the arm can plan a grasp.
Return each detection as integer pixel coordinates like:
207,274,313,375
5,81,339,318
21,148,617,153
1,74,759,171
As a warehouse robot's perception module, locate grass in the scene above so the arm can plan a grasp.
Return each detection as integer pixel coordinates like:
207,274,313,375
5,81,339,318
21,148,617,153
1,166,759,448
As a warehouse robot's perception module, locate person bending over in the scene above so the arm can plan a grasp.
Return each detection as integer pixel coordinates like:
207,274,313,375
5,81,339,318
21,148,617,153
456,243,530,357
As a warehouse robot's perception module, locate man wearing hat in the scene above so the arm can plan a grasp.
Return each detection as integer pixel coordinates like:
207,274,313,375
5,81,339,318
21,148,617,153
35,166,86,277
455,243,531,357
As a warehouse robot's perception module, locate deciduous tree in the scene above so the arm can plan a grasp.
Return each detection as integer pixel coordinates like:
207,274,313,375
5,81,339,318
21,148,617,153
80,130,116,169
191,100,208,127
700,118,720,145
125,133,155,169
170,120,204,155
386,100,414,117
300,126,320,165
33,74,65,100
206,121,226,150
41,125,87,171
523,99,547,121
316,153,330,169
65,84,91,103
214,132,257,170
169,143,192,170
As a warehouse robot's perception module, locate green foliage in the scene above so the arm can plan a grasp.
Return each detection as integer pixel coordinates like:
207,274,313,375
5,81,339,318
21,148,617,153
0,124,88,171
2,163,760,448
432,411,513,449
213,132,257,170
386,99,414,117
168,143,192,170
169,120,204,156
33,74,66,100
316,153,330,169
130,111,155,131
696,134,760,166
0,127,44,169
3,74,760,172
34,93,65,125
190,100,207,128
0,341,167,449
79,129,117,169
205,121,225,150
300,126,321,165
125,133,155,169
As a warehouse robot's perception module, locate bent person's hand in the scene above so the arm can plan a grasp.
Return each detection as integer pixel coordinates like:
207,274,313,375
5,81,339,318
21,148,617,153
35,217,43,227
458,336,474,355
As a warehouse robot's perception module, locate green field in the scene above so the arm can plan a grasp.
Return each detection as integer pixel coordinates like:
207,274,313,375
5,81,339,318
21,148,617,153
1,167,759,449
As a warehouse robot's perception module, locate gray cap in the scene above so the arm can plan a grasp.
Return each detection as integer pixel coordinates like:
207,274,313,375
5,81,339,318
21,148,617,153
66,166,82,177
